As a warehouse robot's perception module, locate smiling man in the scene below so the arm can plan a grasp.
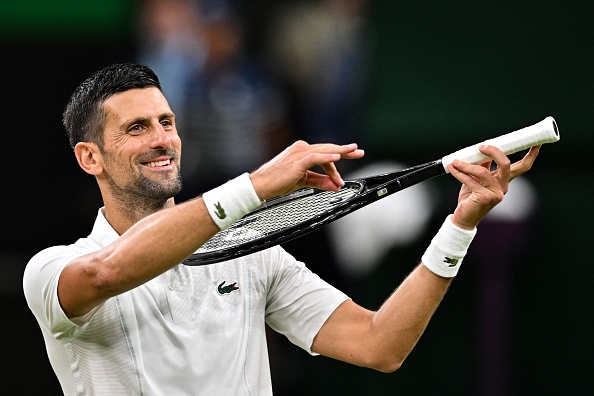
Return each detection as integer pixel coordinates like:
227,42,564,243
76,85,183,230
23,63,540,395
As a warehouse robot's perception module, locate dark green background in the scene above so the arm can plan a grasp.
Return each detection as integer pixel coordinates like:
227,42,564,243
366,1,590,159
2,1,592,394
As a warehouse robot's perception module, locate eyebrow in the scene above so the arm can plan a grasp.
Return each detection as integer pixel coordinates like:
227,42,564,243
159,112,176,121
122,112,176,129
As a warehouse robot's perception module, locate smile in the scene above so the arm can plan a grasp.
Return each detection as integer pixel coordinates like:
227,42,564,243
144,159,171,167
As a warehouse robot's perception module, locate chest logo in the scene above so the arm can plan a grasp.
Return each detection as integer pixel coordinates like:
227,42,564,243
217,281,239,295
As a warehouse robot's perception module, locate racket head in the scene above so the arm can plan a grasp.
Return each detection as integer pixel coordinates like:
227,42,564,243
184,181,365,265
183,161,442,266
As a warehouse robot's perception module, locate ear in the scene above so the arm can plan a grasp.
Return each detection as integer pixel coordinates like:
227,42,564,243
74,142,104,176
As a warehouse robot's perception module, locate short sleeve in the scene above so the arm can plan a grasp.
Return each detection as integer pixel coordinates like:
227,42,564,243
23,246,88,340
264,247,349,354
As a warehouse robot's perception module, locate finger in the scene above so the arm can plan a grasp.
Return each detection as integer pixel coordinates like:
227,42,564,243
449,161,506,209
448,160,487,189
304,142,360,155
302,171,342,192
295,152,342,172
311,143,364,160
510,145,541,180
319,146,364,186
291,142,360,167
340,147,365,159
478,145,511,182
320,162,344,189
295,144,362,187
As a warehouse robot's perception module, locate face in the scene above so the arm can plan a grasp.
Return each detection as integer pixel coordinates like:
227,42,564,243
98,87,182,204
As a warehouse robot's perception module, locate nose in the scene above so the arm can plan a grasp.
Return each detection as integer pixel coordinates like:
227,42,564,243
150,124,173,149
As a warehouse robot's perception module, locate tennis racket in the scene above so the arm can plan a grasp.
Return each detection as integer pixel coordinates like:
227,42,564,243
183,116,559,266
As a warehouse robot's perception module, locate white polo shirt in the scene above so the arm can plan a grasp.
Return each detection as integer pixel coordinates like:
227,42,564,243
23,209,349,395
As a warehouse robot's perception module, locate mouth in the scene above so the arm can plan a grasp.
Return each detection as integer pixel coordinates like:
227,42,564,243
144,159,172,168
140,157,177,171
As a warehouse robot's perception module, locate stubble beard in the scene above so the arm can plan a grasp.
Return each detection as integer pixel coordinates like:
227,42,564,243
136,168,182,202
104,156,183,218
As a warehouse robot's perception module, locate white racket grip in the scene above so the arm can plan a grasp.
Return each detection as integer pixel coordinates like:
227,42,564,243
441,116,559,172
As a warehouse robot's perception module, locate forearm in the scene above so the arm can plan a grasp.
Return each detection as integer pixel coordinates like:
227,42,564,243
59,198,218,317
312,264,451,373
97,198,217,291
369,264,452,371
314,216,473,371
365,216,476,370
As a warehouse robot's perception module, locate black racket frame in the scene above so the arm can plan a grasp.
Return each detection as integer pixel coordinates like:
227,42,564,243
183,160,444,266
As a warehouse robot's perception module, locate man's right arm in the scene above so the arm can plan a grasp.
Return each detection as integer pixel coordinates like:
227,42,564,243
57,142,365,319
58,198,218,318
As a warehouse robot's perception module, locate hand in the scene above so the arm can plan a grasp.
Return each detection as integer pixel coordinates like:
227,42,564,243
447,144,541,230
250,140,365,201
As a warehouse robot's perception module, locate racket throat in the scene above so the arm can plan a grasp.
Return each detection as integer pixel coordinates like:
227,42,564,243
395,160,444,190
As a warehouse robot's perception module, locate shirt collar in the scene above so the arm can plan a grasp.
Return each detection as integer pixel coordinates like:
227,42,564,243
88,207,121,247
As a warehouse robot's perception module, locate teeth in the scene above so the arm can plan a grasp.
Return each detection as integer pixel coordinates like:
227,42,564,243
146,159,171,167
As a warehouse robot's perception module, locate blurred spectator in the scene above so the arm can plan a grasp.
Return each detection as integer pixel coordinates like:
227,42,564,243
137,0,292,201
137,0,207,123
266,0,373,147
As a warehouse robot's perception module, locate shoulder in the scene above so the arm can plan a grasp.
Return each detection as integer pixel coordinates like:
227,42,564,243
23,241,95,312
25,239,92,279
25,229,103,277
25,245,79,279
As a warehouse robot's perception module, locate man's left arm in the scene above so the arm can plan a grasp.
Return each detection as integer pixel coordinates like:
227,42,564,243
311,145,541,372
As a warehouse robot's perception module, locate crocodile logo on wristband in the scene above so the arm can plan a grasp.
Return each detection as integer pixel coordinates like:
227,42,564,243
443,257,459,267
214,202,227,219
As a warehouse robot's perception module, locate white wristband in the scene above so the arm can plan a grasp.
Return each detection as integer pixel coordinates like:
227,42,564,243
421,215,477,278
202,173,262,230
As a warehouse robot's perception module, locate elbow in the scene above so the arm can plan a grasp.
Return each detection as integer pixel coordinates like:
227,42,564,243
57,251,125,319
81,253,124,296
372,357,404,374
358,349,405,373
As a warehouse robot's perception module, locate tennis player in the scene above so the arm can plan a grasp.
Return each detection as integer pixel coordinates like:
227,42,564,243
23,63,540,395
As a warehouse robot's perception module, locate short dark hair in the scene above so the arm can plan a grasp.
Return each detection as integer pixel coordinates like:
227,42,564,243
62,63,162,149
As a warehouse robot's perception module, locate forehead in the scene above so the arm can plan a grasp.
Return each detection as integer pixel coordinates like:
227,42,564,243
102,87,172,125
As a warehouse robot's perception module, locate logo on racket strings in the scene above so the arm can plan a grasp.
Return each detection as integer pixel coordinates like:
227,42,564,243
214,202,227,219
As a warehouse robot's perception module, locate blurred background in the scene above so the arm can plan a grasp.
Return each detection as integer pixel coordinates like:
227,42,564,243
2,0,592,394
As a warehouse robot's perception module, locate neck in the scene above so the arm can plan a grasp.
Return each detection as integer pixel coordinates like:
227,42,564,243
102,192,175,235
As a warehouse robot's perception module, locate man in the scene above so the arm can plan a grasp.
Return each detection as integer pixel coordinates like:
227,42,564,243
23,63,540,395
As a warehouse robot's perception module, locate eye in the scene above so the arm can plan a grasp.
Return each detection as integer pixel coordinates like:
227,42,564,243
128,124,145,135
161,119,173,128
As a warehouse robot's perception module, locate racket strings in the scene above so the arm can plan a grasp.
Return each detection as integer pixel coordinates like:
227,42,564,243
196,185,361,253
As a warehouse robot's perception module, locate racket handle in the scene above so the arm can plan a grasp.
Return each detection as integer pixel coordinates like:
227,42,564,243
441,116,560,172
